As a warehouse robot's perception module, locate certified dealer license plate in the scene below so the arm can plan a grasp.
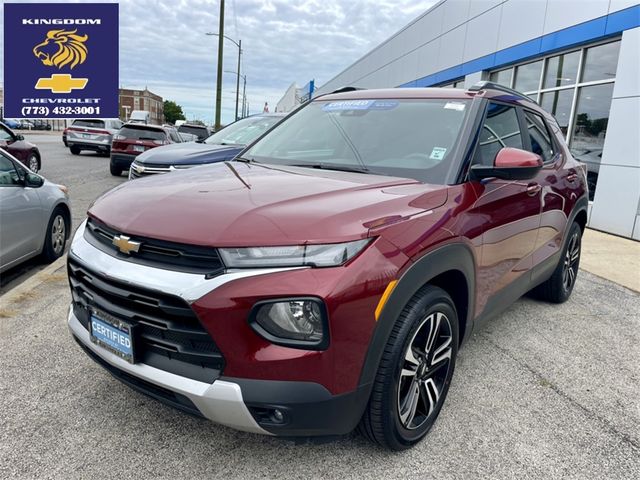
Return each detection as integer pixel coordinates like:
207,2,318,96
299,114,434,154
89,310,135,363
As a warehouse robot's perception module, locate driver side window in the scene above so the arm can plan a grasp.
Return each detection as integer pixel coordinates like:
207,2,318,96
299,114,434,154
0,155,22,186
474,102,524,166
0,125,14,142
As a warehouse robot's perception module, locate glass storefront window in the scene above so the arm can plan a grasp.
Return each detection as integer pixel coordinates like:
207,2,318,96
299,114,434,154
570,83,615,200
581,41,620,82
540,89,573,137
514,60,542,92
543,50,580,88
489,69,513,87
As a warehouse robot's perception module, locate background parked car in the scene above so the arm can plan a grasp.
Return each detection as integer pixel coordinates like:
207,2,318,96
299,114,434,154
110,123,183,176
0,148,70,273
130,114,284,179
177,123,210,141
66,118,123,156
62,126,69,146
30,120,52,131
0,121,41,172
2,119,21,129
18,120,34,130
178,132,198,142
128,110,150,124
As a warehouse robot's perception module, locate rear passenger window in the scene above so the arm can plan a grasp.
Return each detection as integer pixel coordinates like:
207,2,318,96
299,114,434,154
474,102,523,166
524,111,555,163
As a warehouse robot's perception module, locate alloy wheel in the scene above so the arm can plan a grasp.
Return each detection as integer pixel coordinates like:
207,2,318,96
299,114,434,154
51,215,66,255
397,311,453,430
562,232,580,291
28,155,39,172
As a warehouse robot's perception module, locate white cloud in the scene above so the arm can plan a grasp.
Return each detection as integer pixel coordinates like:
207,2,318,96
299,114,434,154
1,0,435,124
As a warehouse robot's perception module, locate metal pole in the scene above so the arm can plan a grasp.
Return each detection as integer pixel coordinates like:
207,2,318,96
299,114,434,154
214,0,225,130
241,76,246,118
234,40,241,121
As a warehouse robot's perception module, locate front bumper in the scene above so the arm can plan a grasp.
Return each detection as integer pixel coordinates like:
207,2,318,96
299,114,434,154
68,307,269,434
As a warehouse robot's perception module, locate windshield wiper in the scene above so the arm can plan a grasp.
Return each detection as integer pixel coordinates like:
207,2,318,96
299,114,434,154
289,163,370,174
235,156,257,163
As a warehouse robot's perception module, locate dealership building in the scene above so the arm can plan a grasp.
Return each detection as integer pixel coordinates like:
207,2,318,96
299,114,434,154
315,0,640,240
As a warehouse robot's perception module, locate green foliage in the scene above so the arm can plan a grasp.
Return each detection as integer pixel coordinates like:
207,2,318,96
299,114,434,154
163,100,185,124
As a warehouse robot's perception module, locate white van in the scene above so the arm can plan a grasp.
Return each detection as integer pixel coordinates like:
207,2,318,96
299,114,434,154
129,110,151,124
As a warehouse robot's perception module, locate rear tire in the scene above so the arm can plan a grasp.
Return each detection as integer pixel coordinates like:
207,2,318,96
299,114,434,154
70,146,81,155
359,285,458,450
110,163,122,176
532,222,582,303
42,208,68,263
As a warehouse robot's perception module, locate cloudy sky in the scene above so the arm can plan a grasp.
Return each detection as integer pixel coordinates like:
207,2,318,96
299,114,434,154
1,0,435,124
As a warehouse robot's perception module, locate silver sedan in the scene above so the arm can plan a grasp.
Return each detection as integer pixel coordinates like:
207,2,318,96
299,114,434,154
0,148,71,273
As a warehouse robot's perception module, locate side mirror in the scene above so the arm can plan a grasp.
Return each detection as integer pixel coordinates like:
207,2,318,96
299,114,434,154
15,134,25,141
470,147,543,181
25,172,44,188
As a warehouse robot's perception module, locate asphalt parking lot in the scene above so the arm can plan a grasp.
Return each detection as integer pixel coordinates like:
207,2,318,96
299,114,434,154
0,137,639,478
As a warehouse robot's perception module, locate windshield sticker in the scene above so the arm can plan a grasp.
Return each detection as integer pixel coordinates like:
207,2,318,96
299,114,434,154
444,102,466,111
322,100,399,112
430,147,447,160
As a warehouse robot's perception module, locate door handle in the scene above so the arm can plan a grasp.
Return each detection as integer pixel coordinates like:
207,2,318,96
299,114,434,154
526,183,542,196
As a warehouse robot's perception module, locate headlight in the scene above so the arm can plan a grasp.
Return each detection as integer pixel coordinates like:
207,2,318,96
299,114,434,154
219,239,371,268
250,298,328,350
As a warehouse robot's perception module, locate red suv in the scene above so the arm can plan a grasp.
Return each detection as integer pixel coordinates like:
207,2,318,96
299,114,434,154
67,83,588,450
109,123,182,176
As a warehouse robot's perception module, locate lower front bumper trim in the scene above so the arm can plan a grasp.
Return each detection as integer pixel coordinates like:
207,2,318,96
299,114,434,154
68,307,270,435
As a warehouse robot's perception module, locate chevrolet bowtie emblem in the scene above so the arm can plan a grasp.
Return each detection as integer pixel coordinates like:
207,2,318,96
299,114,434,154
35,74,88,93
112,235,141,255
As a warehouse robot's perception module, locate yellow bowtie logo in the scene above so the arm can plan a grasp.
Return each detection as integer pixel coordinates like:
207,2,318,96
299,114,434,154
35,74,88,93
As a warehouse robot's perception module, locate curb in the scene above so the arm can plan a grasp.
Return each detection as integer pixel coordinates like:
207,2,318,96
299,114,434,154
0,254,68,305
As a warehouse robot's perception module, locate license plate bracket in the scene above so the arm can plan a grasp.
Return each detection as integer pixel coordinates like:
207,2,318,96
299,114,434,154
89,309,136,363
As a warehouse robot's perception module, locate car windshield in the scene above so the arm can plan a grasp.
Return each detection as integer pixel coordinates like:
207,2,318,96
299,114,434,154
73,119,105,128
242,99,470,184
205,116,282,146
119,126,166,140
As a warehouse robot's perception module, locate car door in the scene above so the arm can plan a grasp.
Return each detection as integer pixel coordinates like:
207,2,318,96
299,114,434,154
0,153,43,270
467,101,543,314
522,109,572,271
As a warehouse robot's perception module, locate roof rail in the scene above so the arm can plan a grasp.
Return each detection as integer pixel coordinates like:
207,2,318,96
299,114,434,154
467,81,537,103
331,86,366,94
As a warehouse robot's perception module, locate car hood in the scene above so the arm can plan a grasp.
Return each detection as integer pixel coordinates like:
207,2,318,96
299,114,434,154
88,162,449,247
135,141,243,166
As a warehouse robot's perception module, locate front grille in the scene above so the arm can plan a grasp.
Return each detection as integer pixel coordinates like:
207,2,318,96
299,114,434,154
84,218,225,276
68,257,224,383
130,162,172,178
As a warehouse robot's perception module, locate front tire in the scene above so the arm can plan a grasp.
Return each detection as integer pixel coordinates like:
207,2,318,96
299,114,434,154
532,222,582,303
70,146,81,155
359,286,458,450
27,153,39,173
42,208,68,263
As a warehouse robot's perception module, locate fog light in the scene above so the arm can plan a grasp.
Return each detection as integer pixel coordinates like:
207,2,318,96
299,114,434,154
272,409,284,423
250,298,329,350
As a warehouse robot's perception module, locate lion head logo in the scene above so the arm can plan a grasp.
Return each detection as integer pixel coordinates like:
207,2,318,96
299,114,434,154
33,29,88,70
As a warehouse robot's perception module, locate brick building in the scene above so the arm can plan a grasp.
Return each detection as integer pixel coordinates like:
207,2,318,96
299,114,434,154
119,88,163,124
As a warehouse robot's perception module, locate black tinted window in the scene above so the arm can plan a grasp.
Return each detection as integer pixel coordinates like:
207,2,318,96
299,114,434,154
474,103,524,166
524,111,555,163
119,126,166,140
73,119,105,128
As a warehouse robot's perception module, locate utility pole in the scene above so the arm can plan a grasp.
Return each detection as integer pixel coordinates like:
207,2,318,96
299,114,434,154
235,39,241,121
241,75,247,118
214,0,225,130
